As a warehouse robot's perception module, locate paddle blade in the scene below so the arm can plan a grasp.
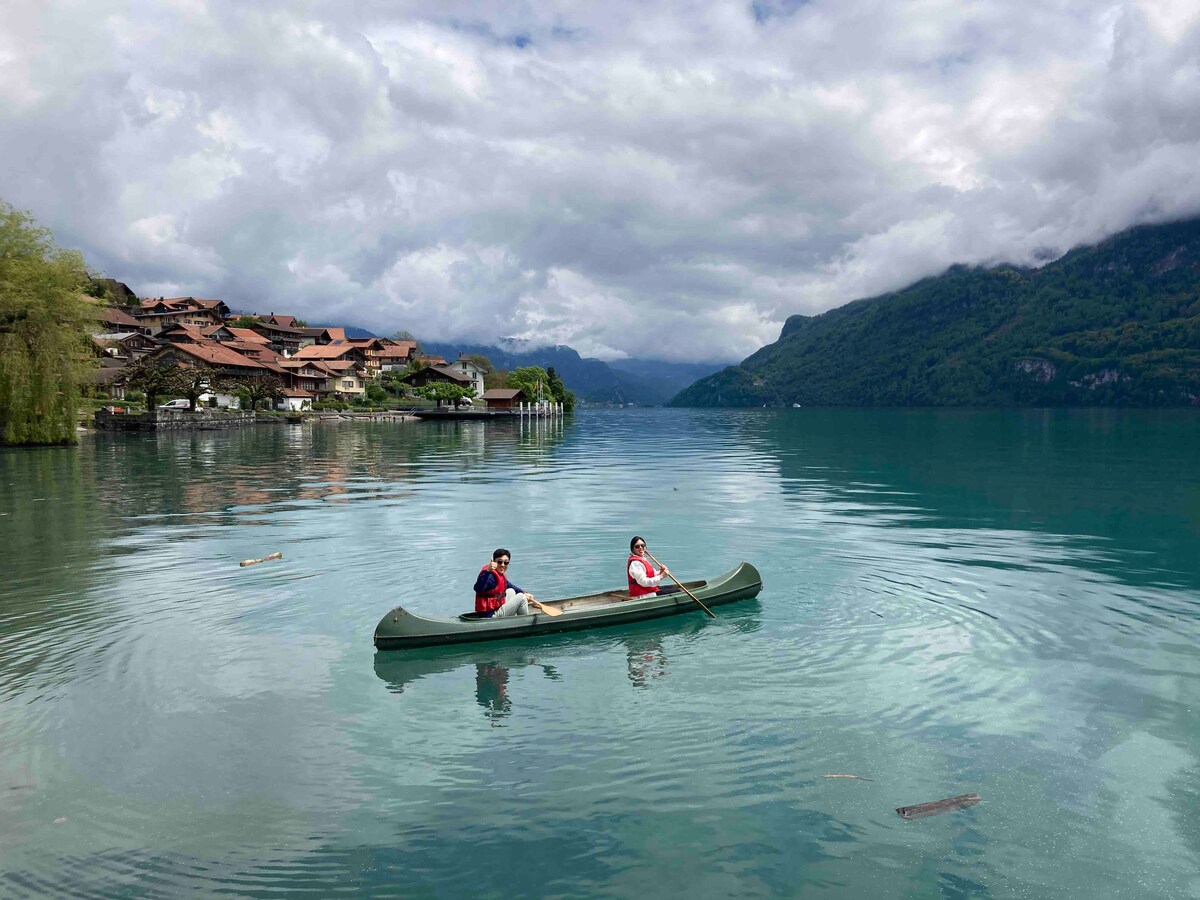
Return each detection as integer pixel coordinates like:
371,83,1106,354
530,600,562,617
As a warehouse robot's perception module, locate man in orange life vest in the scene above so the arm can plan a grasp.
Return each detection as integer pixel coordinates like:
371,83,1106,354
473,548,535,617
627,535,670,599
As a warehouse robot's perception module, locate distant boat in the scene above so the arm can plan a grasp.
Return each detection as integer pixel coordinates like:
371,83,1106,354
373,561,763,650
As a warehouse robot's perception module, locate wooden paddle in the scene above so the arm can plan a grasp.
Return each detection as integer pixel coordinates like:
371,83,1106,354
644,550,717,619
528,598,562,617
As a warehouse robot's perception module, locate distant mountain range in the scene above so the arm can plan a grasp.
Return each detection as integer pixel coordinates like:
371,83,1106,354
422,342,724,405
670,217,1200,408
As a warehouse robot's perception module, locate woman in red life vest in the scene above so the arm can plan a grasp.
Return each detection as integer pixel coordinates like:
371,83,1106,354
627,536,670,599
473,548,534,617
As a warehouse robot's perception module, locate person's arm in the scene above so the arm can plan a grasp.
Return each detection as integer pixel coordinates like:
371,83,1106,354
506,578,523,595
629,559,663,588
473,570,497,593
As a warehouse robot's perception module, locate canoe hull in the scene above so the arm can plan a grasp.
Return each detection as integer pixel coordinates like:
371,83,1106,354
373,561,762,650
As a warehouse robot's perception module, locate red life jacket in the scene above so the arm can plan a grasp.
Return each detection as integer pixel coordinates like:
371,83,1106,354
476,564,508,613
627,554,659,598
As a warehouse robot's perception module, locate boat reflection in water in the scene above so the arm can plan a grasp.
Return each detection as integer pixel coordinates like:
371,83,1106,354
372,599,762,717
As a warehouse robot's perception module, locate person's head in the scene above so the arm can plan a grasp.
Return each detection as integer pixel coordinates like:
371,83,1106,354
492,548,511,569
630,536,647,554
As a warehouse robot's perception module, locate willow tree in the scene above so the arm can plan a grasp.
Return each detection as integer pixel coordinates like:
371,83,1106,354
0,203,96,444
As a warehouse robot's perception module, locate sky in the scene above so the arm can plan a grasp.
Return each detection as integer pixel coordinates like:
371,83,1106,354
2,1,1199,363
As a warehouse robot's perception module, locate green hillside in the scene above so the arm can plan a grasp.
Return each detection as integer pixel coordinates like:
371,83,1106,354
670,218,1200,407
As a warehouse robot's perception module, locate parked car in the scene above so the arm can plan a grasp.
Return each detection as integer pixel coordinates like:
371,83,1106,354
158,399,191,410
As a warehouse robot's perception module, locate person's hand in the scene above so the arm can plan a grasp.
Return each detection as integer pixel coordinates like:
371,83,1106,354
526,594,535,602
488,560,498,571
661,567,671,577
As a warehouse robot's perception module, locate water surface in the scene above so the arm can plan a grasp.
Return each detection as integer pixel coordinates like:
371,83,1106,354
2,409,1198,898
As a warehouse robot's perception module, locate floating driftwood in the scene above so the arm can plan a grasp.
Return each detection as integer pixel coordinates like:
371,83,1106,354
823,774,873,781
239,552,283,568
896,793,981,819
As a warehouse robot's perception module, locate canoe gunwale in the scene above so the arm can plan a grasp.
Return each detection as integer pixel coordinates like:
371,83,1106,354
373,562,762,650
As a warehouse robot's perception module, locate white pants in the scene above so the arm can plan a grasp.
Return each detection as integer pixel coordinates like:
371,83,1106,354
493,588,529,618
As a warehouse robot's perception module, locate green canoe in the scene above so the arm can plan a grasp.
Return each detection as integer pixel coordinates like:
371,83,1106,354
373,561,763,650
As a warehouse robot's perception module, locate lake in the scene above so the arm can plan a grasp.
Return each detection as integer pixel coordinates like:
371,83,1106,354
2,408,1198,898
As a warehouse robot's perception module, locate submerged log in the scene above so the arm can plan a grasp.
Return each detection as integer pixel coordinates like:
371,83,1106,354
896,793,981,819
239,552,283,567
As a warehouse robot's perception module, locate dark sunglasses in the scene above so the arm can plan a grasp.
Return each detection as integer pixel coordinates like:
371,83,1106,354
496,559,510,565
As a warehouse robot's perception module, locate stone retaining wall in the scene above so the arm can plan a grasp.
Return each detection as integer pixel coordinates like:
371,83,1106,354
94,409,257,431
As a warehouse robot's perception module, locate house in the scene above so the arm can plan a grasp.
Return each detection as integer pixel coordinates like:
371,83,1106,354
481,388,528,410
276,359,336,398
400,365,474,391
279,387,314,412
416,354,447,367
245,320,306,356
378,340,419,371
444,354,487,398
97,305,143,333
92,332,157,359
316,327,346,344
84,358,132,400
135,298,230,335
136,340,268,407
317,360,367,399
292,343,368,366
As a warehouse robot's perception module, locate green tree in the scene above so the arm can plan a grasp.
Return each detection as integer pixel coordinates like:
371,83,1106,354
175,366,226,410
0,202,96,444
123,358,182,409
392,329,422,352
237,370,283,410
413,382,476,407
506,366,574,411
230,315,260,329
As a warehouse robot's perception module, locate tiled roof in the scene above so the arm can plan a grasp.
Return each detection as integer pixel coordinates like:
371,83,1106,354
482,388,527,399
293,344,362,360
321,327,347,342
165,340,265,370
99,306,141,328
226,327,270,344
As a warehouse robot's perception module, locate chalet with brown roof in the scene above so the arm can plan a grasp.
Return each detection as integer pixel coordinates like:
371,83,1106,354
92,332,157,359
292,343,368,365
98,306,142,333
401,365,473,391
225,327,270,345
317,327,346,344
135,298,230,335
378,340,419,371
141,340,266,375
481,388,528,410
416,354,447,367
245,320,306,356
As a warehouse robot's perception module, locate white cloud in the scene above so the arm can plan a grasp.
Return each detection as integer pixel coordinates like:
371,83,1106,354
2,0,1199,363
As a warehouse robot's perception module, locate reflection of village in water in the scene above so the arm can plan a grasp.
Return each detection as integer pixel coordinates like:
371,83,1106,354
79,414,570,519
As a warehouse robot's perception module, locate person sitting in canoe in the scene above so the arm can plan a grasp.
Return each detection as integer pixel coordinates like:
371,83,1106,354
627,536,670,599
474,548,535,617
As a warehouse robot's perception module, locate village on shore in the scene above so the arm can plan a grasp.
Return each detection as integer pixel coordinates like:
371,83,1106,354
89,286,559,420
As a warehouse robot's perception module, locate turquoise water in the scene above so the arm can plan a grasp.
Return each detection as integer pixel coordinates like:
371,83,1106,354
1,409,1199,898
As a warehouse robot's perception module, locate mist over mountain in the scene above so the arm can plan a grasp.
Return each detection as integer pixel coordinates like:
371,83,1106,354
671,218,1200,408
422,342,722,405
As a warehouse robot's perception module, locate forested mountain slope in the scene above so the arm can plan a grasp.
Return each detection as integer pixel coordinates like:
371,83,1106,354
670,218,1200,407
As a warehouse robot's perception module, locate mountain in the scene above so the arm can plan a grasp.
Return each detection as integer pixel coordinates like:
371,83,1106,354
422,342,723,405
670,218,1200,408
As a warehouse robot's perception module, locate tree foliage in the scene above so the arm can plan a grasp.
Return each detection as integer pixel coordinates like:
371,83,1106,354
0,202,96,444
238,370,284,410
122,358,182,409
413,382,476,406
505,365,576,412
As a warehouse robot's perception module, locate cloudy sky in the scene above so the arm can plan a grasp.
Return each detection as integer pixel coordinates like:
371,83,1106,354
2,1,1199,362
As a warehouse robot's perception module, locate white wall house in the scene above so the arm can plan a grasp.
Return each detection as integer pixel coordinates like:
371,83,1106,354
445,355,487,399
